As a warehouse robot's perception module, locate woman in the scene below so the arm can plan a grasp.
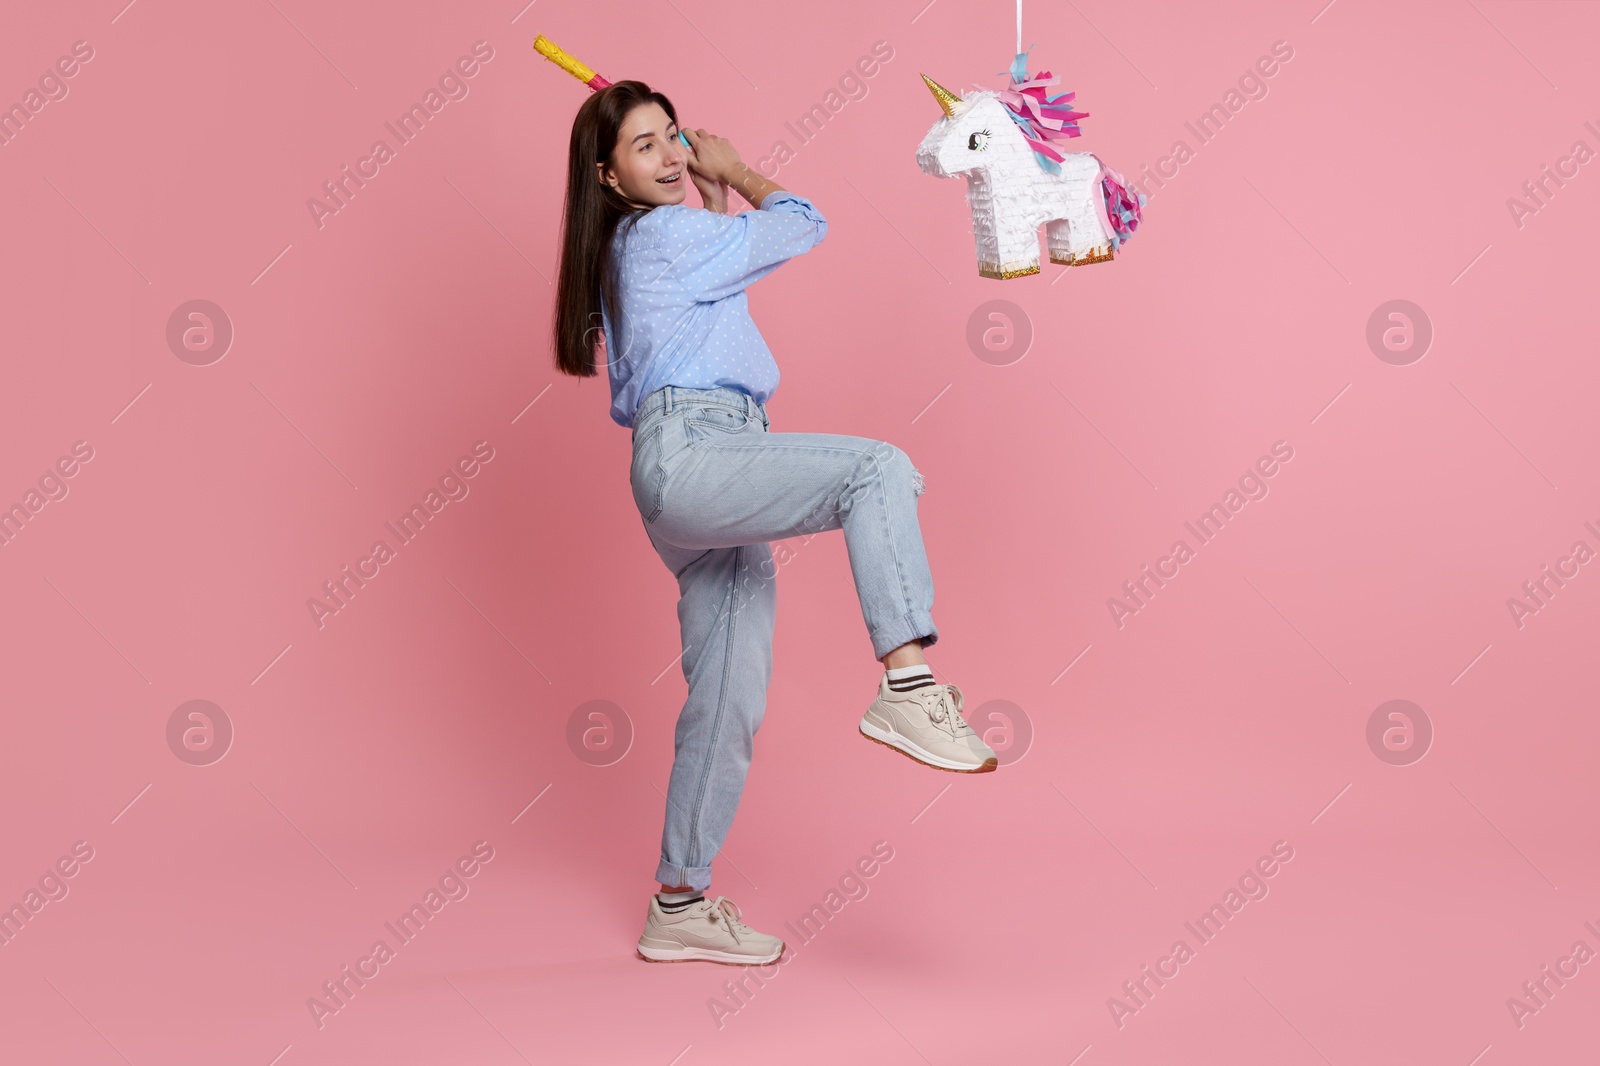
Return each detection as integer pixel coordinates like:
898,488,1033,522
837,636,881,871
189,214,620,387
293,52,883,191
552,80,998,967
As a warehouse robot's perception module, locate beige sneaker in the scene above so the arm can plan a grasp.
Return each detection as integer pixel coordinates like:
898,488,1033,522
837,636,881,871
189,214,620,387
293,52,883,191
635,894,785,965
860,674,998,773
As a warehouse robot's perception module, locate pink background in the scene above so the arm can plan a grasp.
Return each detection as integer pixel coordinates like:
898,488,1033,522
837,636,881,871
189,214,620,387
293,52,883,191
3,0,1597,1062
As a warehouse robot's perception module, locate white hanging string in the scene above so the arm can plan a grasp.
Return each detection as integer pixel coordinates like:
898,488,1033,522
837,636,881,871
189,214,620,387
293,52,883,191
1016,0,1023,55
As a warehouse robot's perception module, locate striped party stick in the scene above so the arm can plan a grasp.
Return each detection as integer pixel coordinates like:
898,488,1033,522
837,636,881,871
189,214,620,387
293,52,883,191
533,34,611,91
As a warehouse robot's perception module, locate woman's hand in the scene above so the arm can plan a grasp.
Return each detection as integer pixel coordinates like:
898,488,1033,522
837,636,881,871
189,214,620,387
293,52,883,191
683,129,744,186
685,145,729,213
683,127,787,209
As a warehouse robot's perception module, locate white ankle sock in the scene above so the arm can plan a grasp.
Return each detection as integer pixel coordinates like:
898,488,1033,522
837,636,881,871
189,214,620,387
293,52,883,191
656,888,703,911
885,663,935,692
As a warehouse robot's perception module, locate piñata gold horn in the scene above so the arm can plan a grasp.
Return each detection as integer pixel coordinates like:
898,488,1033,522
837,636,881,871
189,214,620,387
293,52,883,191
920,73,966,117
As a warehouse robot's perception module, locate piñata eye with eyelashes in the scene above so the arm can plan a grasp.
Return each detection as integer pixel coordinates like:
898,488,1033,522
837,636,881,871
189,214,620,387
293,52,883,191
968,129,992,151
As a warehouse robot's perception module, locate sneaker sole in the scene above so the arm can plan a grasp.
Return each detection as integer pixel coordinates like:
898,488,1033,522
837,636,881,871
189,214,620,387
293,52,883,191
859,718,997,773
635,942,785,966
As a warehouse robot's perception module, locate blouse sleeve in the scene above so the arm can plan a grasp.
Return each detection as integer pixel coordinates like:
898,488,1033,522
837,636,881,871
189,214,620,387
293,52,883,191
647,192,827,303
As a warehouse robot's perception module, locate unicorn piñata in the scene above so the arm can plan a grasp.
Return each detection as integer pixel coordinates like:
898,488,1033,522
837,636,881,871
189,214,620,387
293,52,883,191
917,51,1145,280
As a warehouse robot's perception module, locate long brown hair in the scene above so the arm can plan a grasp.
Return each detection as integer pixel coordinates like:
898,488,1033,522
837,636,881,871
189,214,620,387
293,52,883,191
552,80,679,377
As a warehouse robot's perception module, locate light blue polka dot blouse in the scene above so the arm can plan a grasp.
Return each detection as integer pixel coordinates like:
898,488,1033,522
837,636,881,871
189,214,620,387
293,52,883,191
601,192,828,428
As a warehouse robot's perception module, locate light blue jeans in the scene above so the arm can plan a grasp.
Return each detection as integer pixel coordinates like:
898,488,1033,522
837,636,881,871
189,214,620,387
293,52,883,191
630,384,937,891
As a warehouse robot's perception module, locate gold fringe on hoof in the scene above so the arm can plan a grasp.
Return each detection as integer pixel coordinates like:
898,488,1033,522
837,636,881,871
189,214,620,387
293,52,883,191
978,261,1042,280
1053,244,1115,266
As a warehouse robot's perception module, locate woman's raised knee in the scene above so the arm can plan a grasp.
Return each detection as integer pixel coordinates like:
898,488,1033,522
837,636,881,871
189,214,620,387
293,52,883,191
859,441,925,497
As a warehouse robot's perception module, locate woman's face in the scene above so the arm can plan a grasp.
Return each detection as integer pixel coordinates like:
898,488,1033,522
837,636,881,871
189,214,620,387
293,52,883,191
599,101,688,208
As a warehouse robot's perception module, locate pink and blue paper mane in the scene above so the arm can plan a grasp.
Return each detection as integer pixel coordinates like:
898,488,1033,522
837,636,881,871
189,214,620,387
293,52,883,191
995,49,1088,174
995,49,1146,250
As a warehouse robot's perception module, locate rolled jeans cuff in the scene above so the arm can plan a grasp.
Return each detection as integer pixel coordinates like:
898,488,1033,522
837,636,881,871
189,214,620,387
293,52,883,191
655,857,713,893
869,613,939,661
